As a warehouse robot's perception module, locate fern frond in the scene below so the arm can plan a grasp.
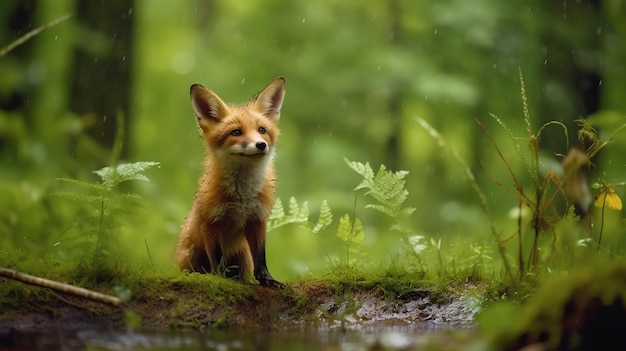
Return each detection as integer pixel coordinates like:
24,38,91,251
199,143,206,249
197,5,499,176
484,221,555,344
288,197,310,221
56,178,108,192
50,193,107,204
269,198,285,219
344,158,375,182
345,158,412,218
267,197,309,231
336,214,364,244
312,200,333,234
94,161,160,188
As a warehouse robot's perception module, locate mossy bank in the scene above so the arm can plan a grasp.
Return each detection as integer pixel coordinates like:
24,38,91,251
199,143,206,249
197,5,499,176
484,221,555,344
0,267,480,332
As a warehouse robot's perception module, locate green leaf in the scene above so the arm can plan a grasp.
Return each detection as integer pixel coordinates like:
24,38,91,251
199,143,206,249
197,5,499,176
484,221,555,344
267,197,310,232
344,157,374,185
351,218,364,244
269,198,285,221
312,200,333,234
56,178,108,192
336,214,351,242
94,161,160,188
345,158,413,218
336,214,363,244
50,192,107,204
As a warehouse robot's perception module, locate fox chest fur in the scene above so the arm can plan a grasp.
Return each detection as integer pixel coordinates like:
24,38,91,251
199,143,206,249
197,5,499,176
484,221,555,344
198,157,276,229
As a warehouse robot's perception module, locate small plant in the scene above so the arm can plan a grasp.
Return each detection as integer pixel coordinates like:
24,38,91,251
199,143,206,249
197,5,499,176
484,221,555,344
54,161,159,279
269,158,416,269
419,69,626,281
267,197,311,232
591,180,624,250
344,158,415,220
345,157,416,265
417,117,514,281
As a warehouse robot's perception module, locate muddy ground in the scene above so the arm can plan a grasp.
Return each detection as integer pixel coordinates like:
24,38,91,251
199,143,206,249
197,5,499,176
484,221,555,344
0,280,480,332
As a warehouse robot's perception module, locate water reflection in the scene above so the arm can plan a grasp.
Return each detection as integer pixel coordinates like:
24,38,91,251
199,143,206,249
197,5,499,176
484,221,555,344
1,324,476,351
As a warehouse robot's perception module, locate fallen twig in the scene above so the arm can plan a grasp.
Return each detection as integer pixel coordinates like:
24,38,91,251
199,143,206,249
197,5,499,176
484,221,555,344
0,267,122,307
0,13,73,58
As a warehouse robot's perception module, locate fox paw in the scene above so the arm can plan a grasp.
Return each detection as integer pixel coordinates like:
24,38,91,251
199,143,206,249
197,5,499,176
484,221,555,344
258,277,286,289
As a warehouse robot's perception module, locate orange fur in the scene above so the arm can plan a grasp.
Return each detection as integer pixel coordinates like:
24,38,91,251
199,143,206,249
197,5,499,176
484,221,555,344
174,77,286,288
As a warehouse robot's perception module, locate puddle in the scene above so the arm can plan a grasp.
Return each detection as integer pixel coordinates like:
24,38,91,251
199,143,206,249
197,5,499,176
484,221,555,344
0,324,482,351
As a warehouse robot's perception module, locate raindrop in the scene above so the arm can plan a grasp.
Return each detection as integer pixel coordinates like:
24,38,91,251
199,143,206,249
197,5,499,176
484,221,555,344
599,80,603,86
596,26,602,35
434,28,438,35
301,18,306,23
241,78,246,85
377,65,381,71
128,8,133,15
122,56,126,61
54,35,58,41
103,115,107,122
544,60,548,65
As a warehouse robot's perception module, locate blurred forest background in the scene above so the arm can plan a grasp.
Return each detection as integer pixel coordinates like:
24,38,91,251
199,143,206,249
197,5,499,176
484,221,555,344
1,0,625,282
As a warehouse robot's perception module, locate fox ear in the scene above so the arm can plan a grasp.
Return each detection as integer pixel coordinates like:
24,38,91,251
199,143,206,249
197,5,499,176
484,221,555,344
190,84,229,128
253,76,285,120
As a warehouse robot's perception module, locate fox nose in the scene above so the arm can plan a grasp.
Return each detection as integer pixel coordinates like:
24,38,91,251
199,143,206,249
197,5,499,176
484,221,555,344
256,141,267,151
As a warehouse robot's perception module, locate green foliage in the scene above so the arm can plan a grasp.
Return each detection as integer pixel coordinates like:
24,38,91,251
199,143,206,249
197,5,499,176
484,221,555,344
53,161,159,280
335,212,364,268
270,158,416,269
335,214,364,245
94,161,161,188
345,157,416,219
267,197,310,232
420,72,626,284
2,6,626,343
312,200,333,234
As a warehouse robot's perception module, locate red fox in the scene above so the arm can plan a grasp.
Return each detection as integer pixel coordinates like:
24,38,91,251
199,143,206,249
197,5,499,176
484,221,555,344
174,77,286,289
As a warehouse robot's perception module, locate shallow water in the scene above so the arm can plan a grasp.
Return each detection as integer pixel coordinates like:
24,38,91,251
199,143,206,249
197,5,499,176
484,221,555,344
0,324,481,351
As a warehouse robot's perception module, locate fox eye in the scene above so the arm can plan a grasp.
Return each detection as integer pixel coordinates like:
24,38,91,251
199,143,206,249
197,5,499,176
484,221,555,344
258,127,266,134
231,129,242,136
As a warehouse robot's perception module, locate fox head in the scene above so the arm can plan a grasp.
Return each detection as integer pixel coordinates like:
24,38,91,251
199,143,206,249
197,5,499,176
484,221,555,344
190,77,285,163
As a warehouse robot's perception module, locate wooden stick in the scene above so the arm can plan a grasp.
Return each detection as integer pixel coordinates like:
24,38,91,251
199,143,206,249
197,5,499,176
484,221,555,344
0,267,122,307
0,14,73,58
